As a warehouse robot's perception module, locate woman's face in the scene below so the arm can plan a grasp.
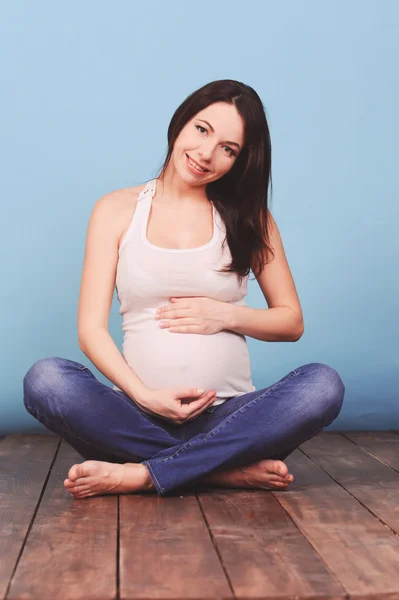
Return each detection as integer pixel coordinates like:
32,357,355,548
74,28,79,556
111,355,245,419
172,102,245,185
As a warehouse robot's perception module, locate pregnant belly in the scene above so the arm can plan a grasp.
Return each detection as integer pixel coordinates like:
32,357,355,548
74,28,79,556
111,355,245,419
122,326,254,398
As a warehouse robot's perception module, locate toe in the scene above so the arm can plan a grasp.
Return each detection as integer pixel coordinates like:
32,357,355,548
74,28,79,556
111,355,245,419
274,461,288,477
261,480,288,490
69,484,90,495
270,480,289,489
68,461,93,481
65,478,84,490
74,491,94,499
68,464,82,481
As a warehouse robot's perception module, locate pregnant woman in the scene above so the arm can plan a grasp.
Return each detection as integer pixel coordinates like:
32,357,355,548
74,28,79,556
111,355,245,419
23,79,345,498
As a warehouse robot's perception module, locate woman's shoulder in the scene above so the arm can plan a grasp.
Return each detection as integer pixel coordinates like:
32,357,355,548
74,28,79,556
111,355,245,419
96,181,149,220
103,181,147,207
87,183,148,252
105,183,148,251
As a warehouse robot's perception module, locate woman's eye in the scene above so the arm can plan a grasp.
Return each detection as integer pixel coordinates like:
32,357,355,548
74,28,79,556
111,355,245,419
195,125,235,157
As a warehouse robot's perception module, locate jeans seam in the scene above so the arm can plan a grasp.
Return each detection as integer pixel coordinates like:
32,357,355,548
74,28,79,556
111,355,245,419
142,460,163,494
152,369,301,464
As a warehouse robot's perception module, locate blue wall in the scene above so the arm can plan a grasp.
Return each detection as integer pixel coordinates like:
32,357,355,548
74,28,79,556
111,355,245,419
1,0,398,435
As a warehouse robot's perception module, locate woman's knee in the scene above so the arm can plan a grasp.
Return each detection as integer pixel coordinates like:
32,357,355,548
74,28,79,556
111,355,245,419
302,362,345,422
23,357,79,413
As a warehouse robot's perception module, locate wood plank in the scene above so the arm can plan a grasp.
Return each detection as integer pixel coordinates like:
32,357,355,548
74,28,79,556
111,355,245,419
5,432,399,599
198,487,345,599
0,434,60,600
276,443,399,599
342,431,399,471
300,432,399,535
120,491,232,599
8,438,118,600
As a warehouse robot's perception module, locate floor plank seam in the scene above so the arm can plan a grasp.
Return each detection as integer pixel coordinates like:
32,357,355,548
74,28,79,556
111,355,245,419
271,477,349,599
340,431,399,474
298,446,399,541
196,492,236,598
5,437,62,599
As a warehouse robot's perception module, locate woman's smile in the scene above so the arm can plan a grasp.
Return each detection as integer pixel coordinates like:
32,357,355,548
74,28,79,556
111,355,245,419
186,153,210,174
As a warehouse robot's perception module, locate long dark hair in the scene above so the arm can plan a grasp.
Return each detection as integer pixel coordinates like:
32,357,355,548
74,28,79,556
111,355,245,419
156,79,274,286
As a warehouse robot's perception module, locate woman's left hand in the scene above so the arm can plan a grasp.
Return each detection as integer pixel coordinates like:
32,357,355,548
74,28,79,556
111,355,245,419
155,297,233,335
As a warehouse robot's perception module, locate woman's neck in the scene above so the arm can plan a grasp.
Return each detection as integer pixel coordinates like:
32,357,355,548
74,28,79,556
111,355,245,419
157,167,210,208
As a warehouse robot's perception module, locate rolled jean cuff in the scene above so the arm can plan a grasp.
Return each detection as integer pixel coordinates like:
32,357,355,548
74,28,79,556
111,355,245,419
141,460,165,495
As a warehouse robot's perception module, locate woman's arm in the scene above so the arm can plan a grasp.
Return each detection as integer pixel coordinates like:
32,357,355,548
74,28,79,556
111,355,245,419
240,210,304,342
79,329,148,404
227,304,303,342
78,189,148,404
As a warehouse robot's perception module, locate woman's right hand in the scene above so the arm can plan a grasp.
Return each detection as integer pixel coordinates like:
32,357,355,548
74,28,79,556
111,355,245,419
136,387,217,425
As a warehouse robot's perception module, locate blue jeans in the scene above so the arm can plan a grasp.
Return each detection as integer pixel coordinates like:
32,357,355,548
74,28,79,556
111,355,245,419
23,357,345,495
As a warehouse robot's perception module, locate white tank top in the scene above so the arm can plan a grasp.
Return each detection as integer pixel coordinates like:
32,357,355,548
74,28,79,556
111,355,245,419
113,178,256,405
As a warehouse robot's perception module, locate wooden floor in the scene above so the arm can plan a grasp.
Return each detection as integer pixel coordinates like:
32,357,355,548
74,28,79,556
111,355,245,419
1,431,399,600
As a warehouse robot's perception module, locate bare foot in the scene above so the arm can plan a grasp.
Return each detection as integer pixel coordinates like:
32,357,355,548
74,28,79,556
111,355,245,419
201,459,294,490
64,460,155,499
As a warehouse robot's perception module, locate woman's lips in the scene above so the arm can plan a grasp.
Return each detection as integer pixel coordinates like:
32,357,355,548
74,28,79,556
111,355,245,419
186,153,210,174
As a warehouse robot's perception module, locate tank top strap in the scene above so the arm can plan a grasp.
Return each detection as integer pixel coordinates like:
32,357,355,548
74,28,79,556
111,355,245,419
138,178,157,201
118,179,156,255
